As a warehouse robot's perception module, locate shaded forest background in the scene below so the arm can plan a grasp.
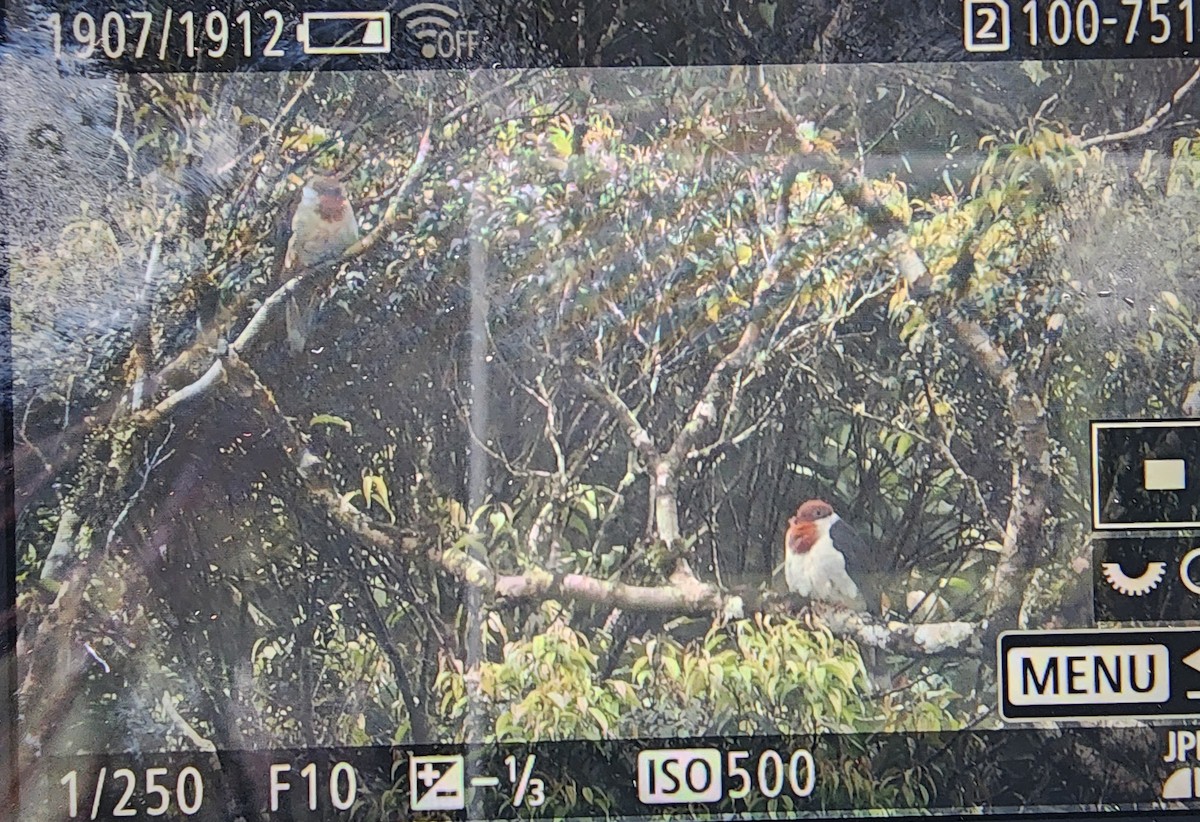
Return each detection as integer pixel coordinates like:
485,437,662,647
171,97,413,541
5,31,1200,817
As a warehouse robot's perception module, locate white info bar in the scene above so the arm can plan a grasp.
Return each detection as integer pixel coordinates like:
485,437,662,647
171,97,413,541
1006,644,1169,706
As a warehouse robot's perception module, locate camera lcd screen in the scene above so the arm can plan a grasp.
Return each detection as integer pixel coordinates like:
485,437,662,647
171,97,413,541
4,1,1200,820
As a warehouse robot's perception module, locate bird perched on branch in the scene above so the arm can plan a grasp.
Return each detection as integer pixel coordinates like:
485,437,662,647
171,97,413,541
784,499,879,613
276,174,359,352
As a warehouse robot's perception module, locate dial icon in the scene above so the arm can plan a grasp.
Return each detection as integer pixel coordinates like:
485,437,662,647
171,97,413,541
1101,561,1167,596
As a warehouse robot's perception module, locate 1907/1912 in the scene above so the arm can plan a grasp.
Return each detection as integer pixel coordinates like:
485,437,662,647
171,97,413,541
47,8,289,61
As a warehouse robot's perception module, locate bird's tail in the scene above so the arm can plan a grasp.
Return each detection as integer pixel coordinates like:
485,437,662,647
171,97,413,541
859,645,887,695
285,295,313,354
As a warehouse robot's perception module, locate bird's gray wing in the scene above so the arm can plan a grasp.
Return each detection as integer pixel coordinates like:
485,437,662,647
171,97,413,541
272,186,304,280
831,518,883,615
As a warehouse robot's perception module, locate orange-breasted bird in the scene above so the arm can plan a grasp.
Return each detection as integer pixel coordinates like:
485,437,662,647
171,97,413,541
784,499,879,612
277,175,359,352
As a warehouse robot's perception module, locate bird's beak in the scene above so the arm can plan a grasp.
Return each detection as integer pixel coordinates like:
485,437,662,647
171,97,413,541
828,513,841,524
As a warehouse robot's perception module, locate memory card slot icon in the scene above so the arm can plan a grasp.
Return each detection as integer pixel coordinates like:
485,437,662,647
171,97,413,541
296,11,392,55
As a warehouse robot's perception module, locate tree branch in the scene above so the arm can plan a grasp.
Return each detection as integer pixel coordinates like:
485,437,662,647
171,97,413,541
947,309,1052,619
810,605,981,656
221,355,496,591
577,374,660,462
755,67,933,296
1081,63,1200,149
494,565,979,656
662,323,762,471
495,564,723,613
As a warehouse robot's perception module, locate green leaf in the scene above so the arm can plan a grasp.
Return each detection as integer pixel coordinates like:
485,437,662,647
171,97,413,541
1020,60,1051,86
310,414,352,434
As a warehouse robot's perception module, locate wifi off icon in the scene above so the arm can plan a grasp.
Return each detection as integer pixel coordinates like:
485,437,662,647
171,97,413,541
399,2,478,59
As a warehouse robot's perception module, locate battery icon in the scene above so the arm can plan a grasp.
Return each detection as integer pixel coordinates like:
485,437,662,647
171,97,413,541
295,11,392,55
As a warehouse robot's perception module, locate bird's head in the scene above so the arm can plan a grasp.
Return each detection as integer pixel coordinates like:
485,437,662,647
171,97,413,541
791,499,839,530
303,175,351,221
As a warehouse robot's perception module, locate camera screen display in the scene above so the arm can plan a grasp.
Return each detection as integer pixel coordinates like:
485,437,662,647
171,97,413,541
4,1,1200,820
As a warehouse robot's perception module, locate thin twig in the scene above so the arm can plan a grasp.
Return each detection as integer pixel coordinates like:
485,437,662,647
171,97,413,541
105,423,176,548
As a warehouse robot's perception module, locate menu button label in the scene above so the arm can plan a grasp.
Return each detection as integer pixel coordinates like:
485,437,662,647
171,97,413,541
1000,629,1200,721
1006,644,1168,707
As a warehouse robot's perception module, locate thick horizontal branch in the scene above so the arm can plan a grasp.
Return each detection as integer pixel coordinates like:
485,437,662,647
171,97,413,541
492,562,979,656
495,565,723,613
809,604,981,656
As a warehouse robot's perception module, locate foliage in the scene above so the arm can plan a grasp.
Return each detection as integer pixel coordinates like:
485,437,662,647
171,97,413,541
433,606,931,740
10,60,1200,774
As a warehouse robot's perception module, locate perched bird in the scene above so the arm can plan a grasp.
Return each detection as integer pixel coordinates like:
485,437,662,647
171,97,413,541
784,499,893,693
783,499,879,612
277,175,359,352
